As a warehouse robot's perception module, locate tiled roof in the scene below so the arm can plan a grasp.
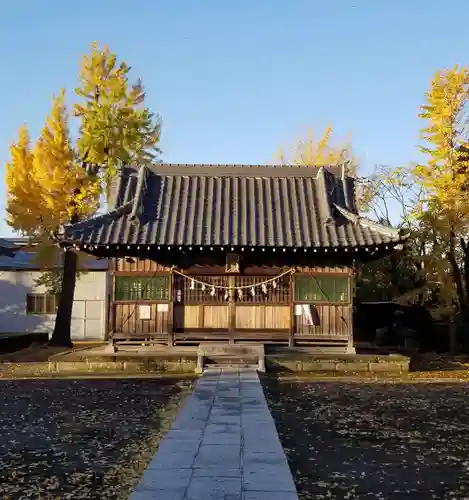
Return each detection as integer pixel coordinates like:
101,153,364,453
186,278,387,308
63,164,408,249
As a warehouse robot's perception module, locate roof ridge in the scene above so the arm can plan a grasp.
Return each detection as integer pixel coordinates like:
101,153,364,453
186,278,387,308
145,163,347,179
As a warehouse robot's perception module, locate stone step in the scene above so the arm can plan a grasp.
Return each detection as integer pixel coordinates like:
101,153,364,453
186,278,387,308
205,362,259,369
196,343,266,374
205,355,258,364
197,343,259,356
204,355,260,372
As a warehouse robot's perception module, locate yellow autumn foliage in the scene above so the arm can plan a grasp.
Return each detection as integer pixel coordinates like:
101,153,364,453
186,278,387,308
413,65,469,217
275,126,357,173
6,91,99,238
5,125,43,235
412,65,469,313
75,41,161,183
6,42,159,299
273,126,374,210
5,41,162,343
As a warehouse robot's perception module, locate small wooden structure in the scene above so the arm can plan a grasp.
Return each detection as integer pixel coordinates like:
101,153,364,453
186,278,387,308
62,163,408,353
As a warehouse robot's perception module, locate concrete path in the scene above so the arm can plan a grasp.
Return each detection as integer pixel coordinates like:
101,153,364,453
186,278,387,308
130,368,298,500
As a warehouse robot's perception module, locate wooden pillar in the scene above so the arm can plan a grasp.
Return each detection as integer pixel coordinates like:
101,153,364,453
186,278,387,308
228,276,236,344
346,269,355,354
289,272,295,347
167,269,175,347
108,258,116,343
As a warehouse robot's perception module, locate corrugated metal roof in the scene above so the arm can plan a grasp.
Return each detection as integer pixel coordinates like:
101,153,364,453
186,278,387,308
0,237,18,256
64,164,407,249
0,243,109,270
0,238,17,249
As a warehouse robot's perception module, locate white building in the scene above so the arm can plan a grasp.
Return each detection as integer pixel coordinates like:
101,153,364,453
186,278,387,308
0,239,109,341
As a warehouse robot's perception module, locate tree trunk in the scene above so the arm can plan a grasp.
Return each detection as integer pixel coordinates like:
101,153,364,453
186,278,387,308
448,231,466,314
449,316,457,357
49,208,80,347
49,248,78,347
461,238,469,310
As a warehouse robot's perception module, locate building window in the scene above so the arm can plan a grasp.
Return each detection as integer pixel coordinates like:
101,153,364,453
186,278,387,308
114,276,169,301
295,275,350,303
26,294,60,314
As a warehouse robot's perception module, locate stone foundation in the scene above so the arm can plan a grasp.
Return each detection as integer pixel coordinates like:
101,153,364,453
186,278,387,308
0,357,198,378
266,353,410,373
0,351,410,378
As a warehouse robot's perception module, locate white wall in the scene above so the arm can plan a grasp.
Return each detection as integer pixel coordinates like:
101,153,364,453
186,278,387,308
0,270,108,340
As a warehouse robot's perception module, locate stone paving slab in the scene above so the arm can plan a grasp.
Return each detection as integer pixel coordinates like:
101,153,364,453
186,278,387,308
130,368,298,500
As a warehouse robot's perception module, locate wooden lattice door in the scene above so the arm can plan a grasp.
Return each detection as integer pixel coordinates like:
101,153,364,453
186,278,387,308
173,275,230,333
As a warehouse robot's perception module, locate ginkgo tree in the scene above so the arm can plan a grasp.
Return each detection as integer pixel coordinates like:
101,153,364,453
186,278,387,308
357,65,469,315
275,126,356,169
5,42,161,346
75,44,161,183
412,65,469,325
274,126,376,212
6,91,98,300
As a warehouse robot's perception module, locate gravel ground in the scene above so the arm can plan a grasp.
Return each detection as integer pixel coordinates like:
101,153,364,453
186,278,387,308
263,377,469,500
0,377,194,499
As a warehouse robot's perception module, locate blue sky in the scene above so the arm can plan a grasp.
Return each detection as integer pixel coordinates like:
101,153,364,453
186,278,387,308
1,0,468,236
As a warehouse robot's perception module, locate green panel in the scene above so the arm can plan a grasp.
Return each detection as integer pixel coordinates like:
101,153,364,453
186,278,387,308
114,276,169,301
295,275,349,303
